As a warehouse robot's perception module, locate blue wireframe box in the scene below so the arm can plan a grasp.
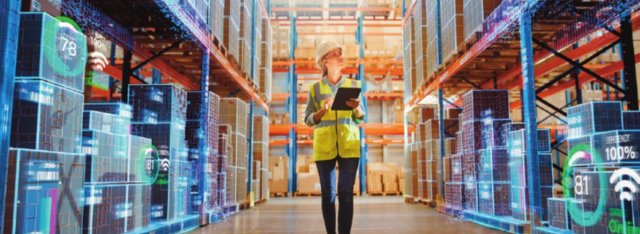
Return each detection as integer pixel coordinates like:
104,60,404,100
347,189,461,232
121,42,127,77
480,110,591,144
510,185,528,221
83,184,152,234
11,80,84,154
125,185,152,232
464,182,478,211
127,135,155,184
82,131,129,184
5,149,86,234
548,198,571,231
478,149,510,182
131,122,188,161
16,12,87,93
478,182,511,216
500,123,525,148
508,155,554,188
508,130,526,157
567,101,623,139
462,119,512,152
461,90,510,123
539,153,554,187
128,84,187,124
186,91,220,122
84,102,133,120
508,129,552,156
510,186,553,221
445,182,464,211
624,111,640,130
83,111,131,135
83,185,128,233
537,129,551,153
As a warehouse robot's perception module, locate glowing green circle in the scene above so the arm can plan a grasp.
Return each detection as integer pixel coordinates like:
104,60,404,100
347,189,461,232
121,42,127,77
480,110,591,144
135,144,160,185
563,143,608,227
42,16,87,78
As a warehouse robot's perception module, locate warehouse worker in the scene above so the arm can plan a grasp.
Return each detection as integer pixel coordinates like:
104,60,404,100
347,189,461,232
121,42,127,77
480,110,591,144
304,41,365,234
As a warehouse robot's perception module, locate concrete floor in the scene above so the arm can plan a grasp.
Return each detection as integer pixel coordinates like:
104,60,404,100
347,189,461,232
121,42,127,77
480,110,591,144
190,196,504,234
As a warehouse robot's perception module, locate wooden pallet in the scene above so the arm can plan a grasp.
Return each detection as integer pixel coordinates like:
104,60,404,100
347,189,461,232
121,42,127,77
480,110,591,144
294,191,322,197
368,191,401,196
212,35,228,58
270,192,289,197
404,196,416,204
417,199,435,208
239,201,251,210
227,54,240,71
255,199,267,205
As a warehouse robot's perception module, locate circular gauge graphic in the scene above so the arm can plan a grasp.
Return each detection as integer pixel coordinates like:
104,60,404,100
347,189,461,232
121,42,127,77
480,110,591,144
43,16,88,79
133,144,160,184
563,143,608,227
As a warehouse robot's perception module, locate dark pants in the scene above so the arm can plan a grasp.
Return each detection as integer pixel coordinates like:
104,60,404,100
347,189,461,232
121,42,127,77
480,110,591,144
315,156,360,234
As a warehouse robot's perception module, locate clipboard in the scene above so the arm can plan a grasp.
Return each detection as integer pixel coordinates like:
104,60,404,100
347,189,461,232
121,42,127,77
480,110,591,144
331,87,362,111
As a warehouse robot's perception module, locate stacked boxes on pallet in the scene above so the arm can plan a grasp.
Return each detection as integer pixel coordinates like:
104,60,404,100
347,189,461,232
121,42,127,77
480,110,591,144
220,98,249,204
446,129,464,214
413,0,427,90
269,156,289,195
217,127,231,207
416,107,435,200
416,107,459,203
254,6,262,89
508,128,553,221
260,16,273,101
185,91,220,221
224,0,240,63
463,0,501,41
82,104,153,233
128,84,192,222
366,163,395,194
253,115,270,201
404,133,415,199
440,0,464,63
5,13,87,233
403,15,416,98
405,132,420,199
239,0,253,77
425,0,438,78
461,90,511,212
210,0,225,43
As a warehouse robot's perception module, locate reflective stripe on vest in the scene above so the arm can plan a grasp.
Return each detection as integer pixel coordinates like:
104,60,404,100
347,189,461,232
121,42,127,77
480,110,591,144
317,118,358,128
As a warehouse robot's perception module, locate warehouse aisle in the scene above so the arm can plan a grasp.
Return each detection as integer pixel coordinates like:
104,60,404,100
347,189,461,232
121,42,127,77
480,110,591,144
192,197,502,234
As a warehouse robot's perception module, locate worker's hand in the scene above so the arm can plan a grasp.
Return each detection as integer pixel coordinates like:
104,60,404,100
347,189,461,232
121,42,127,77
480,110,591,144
322,98,334,112
346,98,360,109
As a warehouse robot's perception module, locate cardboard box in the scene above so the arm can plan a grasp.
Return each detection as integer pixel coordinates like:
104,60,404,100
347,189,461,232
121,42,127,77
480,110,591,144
269,156,289,193
384,182,398,193
297,171,321,194
296,155,314,173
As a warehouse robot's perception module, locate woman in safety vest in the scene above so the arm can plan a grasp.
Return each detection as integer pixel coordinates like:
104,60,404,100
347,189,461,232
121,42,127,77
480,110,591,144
304,41,365,234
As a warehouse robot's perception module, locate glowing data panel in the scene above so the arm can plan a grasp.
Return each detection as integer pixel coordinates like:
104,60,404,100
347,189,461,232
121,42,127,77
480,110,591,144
16,13,88,93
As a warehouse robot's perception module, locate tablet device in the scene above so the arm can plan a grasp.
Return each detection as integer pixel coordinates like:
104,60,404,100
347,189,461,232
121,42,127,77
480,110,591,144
331,87,362,111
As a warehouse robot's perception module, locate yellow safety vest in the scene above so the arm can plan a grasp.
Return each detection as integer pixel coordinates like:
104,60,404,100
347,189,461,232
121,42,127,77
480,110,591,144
310,78,362,161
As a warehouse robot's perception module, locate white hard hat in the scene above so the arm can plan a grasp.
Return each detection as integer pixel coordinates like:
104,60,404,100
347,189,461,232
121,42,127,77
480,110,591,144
316,41,343,69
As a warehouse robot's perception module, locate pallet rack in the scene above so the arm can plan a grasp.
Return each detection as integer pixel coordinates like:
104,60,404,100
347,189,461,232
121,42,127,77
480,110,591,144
0,0,273,233
402,0,640,231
